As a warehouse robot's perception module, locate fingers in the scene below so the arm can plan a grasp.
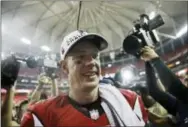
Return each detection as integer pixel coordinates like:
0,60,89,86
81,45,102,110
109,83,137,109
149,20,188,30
141,51,150,58
141,52,151,58
142,46,154,50
150,45,155,49
143,46,151,51
39,75,52,85
140,48,153,60
141,47,149,53
141,46,155,53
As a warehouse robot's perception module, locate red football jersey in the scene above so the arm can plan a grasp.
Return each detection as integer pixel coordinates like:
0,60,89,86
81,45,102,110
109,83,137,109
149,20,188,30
21,89,148,127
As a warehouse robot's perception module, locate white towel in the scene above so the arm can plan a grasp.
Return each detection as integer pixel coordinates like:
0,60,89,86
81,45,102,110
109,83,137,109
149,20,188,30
32,114,43,127
99,85,145,126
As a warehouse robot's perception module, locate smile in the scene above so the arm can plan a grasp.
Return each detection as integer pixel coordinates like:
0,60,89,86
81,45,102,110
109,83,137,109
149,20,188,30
84,72,97,76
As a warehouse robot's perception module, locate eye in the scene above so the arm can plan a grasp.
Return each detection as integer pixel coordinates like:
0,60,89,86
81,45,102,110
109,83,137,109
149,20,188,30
73,55,83,64
75,60,82,64
79,55,85,59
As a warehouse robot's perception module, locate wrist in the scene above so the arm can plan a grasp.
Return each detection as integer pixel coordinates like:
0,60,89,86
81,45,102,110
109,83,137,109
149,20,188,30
148,56,159,62
149,57,161,68
37,83,44,89
149,57,160,62
4,85,15,91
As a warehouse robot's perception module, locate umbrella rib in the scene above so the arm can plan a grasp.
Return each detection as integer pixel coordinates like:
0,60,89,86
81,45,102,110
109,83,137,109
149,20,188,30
2,1,39,14
76,1,82,30
31,1,56,41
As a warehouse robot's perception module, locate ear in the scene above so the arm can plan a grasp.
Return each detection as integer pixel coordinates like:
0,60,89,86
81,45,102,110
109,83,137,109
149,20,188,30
60,60,69,74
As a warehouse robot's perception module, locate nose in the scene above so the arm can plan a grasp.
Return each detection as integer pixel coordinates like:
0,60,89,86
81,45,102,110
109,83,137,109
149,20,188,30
84,55,95,66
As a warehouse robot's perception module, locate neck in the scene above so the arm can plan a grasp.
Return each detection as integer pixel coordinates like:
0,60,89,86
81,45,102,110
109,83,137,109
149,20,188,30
69,86,99,105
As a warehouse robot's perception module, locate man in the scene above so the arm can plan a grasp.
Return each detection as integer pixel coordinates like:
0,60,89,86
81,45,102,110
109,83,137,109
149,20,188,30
21,30,148,127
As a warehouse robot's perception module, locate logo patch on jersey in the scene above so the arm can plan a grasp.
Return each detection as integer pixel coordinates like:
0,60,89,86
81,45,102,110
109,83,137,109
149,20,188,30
89,109,99,120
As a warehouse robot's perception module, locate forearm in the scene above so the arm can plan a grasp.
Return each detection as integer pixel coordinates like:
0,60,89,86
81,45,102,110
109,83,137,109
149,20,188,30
149,58,180,86
145,62,177,115
1,86,15,127
146,62,164,93
149,57,188,102
51,79,58,97
29,84,43,103
156,79,166,92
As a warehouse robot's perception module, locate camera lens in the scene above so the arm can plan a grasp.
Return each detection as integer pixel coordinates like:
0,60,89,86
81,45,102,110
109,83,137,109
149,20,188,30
123,35,142,55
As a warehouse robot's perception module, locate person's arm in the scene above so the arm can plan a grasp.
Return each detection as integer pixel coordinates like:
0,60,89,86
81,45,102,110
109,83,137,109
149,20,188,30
145,62,178,116
156,79,166,92
150,57,188,102
141,46,188,102
51,78,59,97
1,83,16,127
29,83,44,104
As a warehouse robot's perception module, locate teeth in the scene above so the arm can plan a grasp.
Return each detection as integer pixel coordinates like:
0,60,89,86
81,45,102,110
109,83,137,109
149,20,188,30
84,72,96,76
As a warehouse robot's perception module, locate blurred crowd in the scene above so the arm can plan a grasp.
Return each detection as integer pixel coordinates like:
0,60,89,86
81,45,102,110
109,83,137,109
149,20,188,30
1,74,59,126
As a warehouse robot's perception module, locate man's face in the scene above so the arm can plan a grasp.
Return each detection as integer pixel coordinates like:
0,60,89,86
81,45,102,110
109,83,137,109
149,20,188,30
63,41,101,91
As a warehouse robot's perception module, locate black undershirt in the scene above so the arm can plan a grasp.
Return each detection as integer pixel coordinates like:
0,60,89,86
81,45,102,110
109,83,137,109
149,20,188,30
68,96,105,119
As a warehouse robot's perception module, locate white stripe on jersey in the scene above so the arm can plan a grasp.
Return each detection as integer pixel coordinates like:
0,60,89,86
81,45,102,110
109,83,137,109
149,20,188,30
32,114,43,127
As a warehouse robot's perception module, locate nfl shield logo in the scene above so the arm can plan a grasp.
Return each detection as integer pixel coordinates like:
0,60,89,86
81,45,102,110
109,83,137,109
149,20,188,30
89,109,100,120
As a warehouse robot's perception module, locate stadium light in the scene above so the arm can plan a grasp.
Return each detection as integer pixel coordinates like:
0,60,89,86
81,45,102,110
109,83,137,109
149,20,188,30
108,64,112,68
41,45,51,52
175,61,180,65
21,37,31,45
121,69,134,85
139,71,146,75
